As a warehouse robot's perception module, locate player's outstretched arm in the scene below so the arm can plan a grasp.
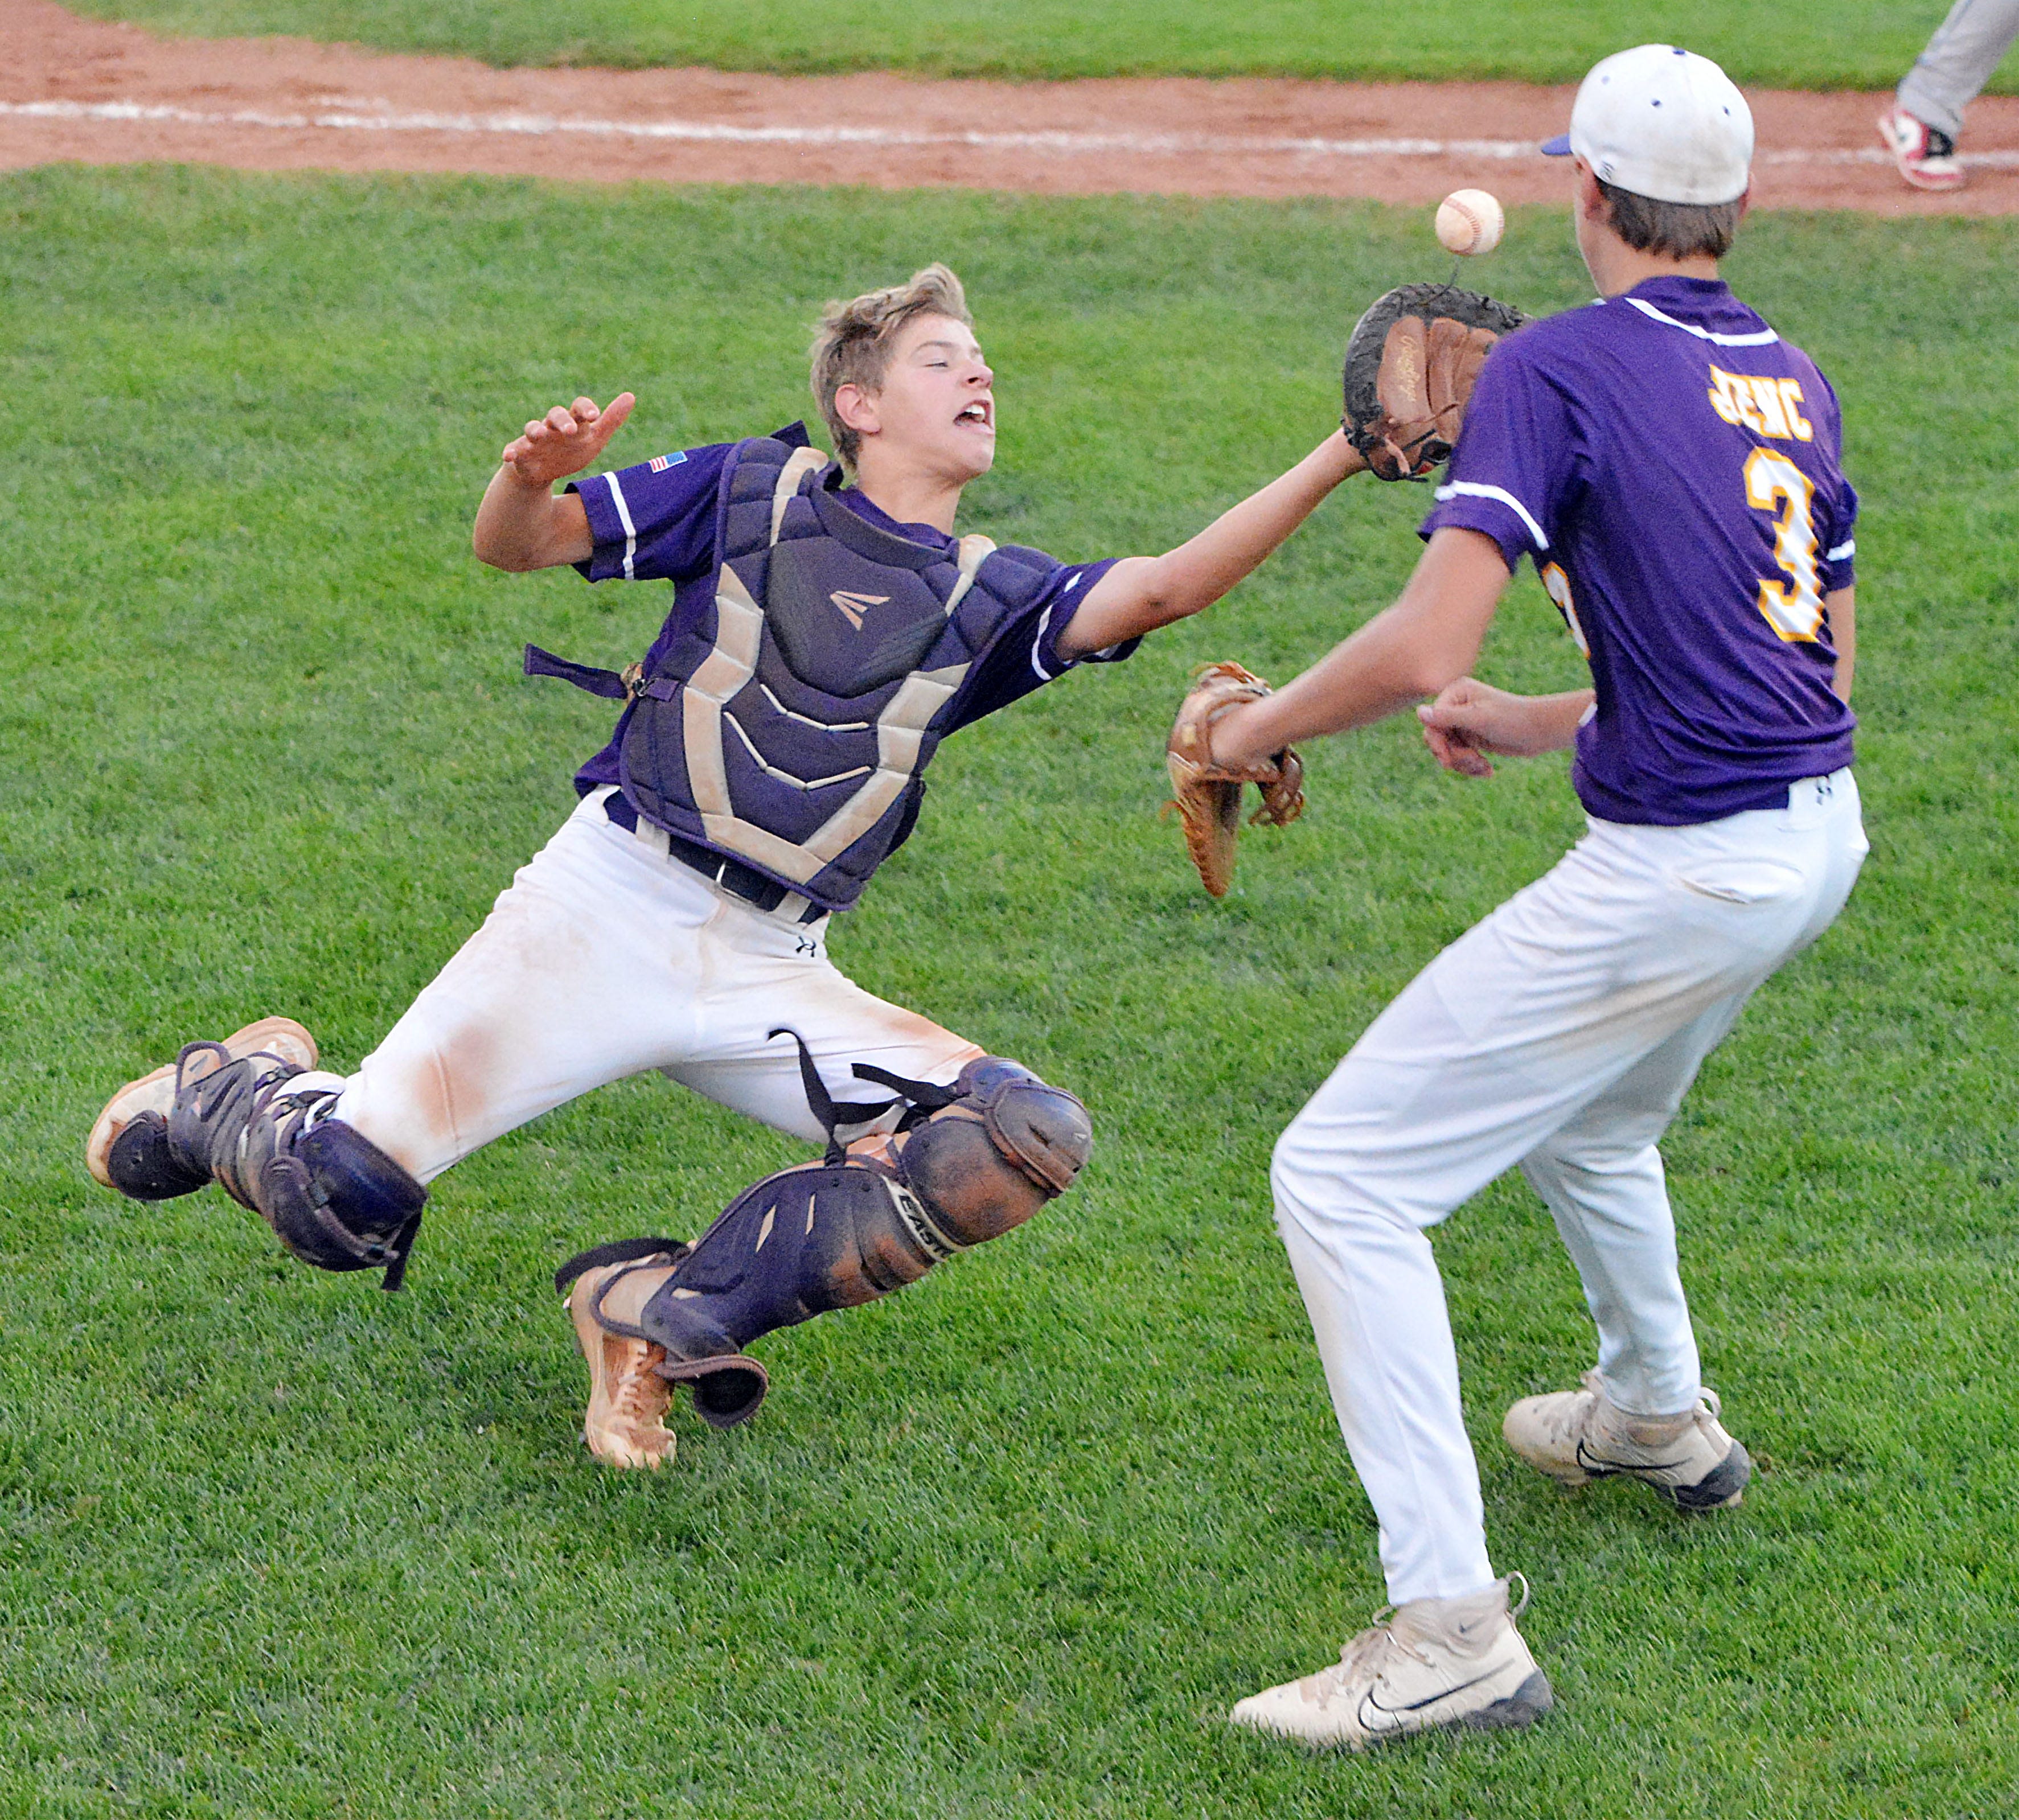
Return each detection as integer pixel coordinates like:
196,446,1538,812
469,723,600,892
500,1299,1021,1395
1210,527,1511,770
473,392,635,572
1055,431,1367,659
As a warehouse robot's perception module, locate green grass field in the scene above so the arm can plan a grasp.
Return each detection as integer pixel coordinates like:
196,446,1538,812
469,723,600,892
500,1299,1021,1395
3,166,2018,1818
73,0,2016,92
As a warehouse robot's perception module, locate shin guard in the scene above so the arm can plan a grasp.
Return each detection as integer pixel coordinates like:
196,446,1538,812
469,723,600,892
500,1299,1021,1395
560,1051,1091,1427
145,1040,426,1288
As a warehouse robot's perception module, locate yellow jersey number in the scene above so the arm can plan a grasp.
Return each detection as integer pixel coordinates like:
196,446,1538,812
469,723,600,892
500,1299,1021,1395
1744,447,1824,643
1544,449,1828,658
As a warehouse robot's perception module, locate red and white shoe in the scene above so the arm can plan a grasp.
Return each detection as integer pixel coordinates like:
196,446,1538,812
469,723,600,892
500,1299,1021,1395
1878,105,1965,192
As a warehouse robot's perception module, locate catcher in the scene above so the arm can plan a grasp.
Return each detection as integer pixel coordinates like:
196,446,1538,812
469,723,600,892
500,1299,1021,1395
83,264,1513,1470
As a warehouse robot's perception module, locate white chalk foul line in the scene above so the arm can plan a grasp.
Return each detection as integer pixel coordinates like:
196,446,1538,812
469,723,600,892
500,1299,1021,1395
1,97,1529,155
6,97,2018,167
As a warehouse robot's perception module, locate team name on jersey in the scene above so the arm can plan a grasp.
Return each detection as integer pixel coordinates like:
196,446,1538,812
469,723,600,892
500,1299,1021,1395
1706,366,1813,442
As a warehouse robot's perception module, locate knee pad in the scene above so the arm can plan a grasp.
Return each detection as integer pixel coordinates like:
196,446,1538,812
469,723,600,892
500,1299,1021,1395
895,1055,1093,1245
563,1053,1091,1427
139,1041,426,1289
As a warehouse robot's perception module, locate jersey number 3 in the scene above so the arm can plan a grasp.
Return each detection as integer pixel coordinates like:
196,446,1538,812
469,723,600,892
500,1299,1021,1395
1744,447,1823,642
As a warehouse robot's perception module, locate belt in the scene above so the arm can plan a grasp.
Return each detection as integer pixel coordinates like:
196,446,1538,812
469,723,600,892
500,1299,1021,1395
601,791,826,924
668,829,827,923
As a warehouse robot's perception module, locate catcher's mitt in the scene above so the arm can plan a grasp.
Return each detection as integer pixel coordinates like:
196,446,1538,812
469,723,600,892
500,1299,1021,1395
1343,284,1528,482
1166,662,1306,899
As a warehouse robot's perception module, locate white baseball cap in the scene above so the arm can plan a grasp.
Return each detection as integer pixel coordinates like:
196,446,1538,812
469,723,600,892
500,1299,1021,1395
1542,44,1754,205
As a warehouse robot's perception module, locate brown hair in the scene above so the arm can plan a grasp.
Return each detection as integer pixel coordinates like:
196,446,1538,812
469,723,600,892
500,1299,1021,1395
809,263,972,467
1596,176,1743,262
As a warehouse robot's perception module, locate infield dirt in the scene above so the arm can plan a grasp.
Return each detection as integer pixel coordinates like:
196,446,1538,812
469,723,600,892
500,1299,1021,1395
7,0,2019,213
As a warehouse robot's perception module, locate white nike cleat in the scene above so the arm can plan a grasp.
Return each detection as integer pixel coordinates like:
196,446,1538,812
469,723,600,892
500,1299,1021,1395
565,1258,678,1470
86,1016,318,1190
1503,1368,1751,1511
1230,1576,1553,1749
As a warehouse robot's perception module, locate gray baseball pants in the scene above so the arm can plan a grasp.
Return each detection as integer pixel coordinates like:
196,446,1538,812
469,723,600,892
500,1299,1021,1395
1898,0,2019,136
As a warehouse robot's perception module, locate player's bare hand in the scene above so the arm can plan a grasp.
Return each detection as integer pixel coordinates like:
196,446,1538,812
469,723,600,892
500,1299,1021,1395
1419,717,1497,777
501,392,636,488
1418,678,1591,776
1418,677,1526,777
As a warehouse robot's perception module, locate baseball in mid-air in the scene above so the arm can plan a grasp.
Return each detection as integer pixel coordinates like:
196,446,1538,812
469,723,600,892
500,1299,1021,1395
1435,188,1505,257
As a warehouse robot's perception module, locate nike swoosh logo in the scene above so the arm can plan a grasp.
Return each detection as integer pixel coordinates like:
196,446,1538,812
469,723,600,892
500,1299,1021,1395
1575,1439,1694,1477
1357,1669,1501,1733
828,590,889,630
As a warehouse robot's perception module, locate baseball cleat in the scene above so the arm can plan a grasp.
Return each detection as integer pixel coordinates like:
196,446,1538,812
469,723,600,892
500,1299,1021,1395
1231,1575,1553,1749
564,1257,679,1470
1877,105,1965,192
1502,1369,1751,1510
86,1016,318,1194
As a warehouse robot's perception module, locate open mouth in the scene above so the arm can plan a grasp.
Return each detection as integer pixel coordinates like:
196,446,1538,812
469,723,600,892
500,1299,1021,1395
956,400,993,430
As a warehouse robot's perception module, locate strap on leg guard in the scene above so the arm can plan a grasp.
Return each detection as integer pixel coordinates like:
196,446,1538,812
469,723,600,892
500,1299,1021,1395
159,1040,426,1290
261,1118,427,1290
769,1026,915,1160
554,1236,690,1292
562,1040,1091,1427
877,1054,1093,1205
554,1237,773,1431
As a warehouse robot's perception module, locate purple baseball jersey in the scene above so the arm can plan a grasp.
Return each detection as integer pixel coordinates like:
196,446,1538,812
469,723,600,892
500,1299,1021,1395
564,422,1130,795
1421,276,1857,825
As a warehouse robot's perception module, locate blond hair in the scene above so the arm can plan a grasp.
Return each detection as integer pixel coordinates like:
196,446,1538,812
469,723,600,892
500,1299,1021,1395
809,263,972,467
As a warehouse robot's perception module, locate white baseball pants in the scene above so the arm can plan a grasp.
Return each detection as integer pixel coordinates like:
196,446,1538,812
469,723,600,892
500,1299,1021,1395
1898,0,2019,136
1269,772,1868,1606
327,789,982,1184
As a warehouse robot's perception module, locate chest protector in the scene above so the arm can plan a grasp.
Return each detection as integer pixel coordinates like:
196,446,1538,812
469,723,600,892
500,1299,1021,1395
529,438,1058,913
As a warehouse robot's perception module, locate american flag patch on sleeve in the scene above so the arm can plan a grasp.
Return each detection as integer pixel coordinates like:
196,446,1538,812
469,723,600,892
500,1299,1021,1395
647,451,687,474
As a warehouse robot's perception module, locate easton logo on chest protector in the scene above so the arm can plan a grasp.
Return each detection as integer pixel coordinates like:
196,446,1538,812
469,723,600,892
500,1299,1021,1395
829,590,889,629
524,435,1058,914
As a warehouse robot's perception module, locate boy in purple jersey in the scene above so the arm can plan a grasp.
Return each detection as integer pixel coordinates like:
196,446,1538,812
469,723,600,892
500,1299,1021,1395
86,265,1372,1469
1205,48,1868,1748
